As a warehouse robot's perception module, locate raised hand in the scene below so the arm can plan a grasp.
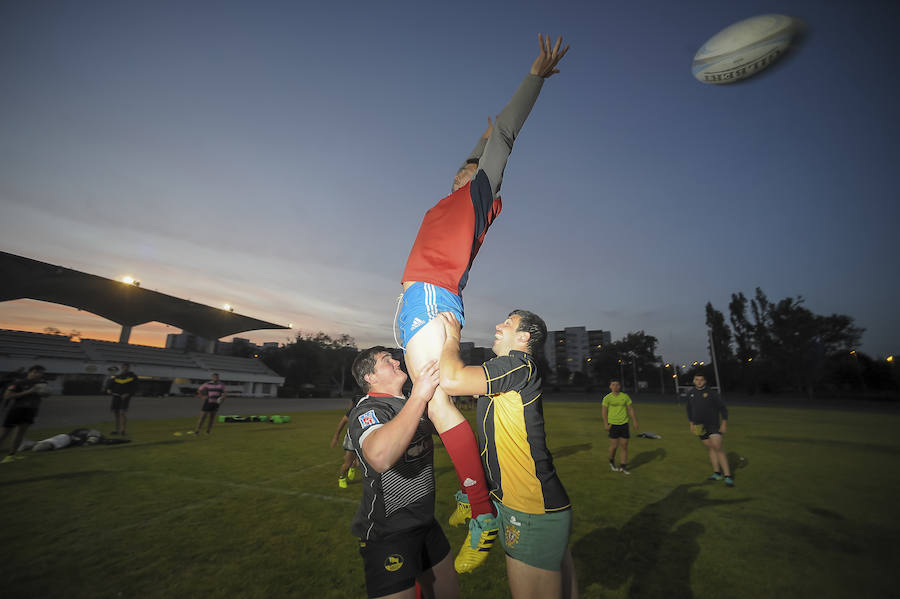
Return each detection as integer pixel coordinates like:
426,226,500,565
530,34,569,78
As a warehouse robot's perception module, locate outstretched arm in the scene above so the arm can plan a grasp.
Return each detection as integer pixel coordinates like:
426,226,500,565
461,118,493,170
478,34,569,197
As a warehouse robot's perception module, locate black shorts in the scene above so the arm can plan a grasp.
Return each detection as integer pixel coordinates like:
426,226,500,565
358,519,450,598
110,394,130,412
201,400,221,413
4,406,37,428
698,424,721,441
609,423,630,439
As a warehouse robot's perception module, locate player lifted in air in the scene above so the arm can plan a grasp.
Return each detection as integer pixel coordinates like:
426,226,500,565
397,34,569,573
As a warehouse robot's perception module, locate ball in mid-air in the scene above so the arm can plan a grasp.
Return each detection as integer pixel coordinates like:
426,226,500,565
692,14,802,84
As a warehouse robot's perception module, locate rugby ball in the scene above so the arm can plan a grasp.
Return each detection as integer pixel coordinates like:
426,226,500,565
692,14,801,84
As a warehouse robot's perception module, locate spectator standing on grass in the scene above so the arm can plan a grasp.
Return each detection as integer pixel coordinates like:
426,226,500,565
106,362,137,436
191,373,228,435
1,365,49,463
331,398,361,488
686,374,733,487
601,379,639,475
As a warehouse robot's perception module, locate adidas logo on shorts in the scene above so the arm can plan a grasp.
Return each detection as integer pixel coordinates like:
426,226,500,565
410,317,425,330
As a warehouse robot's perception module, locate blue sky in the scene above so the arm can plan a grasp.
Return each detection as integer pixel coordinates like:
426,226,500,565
1,0,897,365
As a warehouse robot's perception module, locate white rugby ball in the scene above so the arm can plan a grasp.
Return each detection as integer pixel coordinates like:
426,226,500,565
692,14,801,84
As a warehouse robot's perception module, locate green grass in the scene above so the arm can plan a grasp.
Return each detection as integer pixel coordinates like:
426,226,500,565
1,402,898,598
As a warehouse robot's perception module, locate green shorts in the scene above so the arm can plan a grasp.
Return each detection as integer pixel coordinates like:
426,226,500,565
494,501,571,571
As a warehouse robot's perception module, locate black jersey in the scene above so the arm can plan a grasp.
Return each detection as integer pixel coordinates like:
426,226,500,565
479,351,570,514
685,386,728,426
348,393,437,540
6,378,45,410
107,371,138,395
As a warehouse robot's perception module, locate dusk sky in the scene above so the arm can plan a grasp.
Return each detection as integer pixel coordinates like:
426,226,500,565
2,0,898,366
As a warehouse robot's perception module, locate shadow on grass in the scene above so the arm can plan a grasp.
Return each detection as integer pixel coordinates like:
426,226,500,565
727,451,748,473
807,506,844,521
628,448,666,471
574,483,752,598
243,427,295,433
553,443,592,459
0,469,113,488
748,436,900,456
100,439,183,450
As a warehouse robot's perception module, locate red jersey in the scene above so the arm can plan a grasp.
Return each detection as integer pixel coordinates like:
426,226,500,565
401,174,502,295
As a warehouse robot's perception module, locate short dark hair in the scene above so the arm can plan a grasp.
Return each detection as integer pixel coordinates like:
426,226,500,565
609,379,621,385
352,346,390,393
121,362,130,368
510,309,547,355
28,365,46,374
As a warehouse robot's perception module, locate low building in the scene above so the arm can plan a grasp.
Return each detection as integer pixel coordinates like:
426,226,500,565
0,329,284,397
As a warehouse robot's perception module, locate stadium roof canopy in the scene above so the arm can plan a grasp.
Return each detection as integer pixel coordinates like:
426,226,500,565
0,251,290,340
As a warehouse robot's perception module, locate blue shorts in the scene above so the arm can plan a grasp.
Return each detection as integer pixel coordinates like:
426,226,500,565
397,282,465,348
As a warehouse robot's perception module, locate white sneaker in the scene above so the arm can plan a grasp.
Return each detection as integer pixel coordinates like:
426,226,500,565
609,461,619,472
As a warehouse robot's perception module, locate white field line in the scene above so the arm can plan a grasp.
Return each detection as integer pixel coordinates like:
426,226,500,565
110,461,356,532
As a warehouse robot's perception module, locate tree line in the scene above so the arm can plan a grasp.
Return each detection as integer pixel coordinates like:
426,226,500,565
261,332,359,398
261,288,895,399
704,287,895,397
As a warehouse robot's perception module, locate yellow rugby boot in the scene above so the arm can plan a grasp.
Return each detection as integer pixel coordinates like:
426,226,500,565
454,513,498,573
448,490,471,527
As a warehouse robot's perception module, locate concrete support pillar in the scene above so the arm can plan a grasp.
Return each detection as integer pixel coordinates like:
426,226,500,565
119,325,132,344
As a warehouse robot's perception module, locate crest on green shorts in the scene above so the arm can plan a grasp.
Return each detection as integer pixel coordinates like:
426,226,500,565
505,524,521,547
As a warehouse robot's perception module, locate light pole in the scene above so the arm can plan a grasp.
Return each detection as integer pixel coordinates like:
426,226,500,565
850,350,866,392
708,329,723,395
632,355,638,394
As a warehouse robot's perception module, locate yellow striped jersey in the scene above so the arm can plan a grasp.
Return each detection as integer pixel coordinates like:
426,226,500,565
478,350,570,514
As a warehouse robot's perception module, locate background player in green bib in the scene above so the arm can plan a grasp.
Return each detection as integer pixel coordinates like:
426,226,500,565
601,380,639,475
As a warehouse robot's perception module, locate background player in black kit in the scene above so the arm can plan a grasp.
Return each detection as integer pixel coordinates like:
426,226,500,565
686,374,734,486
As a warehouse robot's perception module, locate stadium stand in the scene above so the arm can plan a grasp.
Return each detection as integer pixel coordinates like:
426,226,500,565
0,330,284,397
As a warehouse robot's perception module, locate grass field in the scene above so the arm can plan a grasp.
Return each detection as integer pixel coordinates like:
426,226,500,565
1,401,898,598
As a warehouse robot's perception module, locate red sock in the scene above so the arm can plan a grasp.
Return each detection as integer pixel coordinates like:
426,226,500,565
439,421,495,518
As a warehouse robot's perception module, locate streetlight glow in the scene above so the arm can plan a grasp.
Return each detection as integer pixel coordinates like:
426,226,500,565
888,355,894,363
122,276,135,285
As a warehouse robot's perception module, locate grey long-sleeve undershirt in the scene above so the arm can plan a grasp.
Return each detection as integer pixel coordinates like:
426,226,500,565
460,74,545,198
